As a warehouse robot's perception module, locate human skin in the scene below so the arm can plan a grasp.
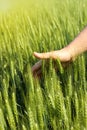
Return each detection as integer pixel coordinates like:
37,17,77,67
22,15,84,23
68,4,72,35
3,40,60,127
32,26,87,76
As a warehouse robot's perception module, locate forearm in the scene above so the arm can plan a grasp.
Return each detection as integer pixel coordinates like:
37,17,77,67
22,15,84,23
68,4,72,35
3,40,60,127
66,26,87,60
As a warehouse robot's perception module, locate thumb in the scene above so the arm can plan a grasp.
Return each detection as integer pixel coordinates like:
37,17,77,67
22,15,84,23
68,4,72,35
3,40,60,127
34,52,53,59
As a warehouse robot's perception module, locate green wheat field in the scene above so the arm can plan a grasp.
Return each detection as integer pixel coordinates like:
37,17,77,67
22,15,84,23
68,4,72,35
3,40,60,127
0,0,87,130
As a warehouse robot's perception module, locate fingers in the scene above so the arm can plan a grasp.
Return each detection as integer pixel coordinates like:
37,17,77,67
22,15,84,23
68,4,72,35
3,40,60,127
34,52,54,59
32,60,42,72
32,60,71,78
34,69,42,78
32,61,42,78
32,60,42,73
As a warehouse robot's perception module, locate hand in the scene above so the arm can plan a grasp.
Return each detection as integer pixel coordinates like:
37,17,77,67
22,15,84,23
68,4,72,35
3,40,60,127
32,48,72,77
